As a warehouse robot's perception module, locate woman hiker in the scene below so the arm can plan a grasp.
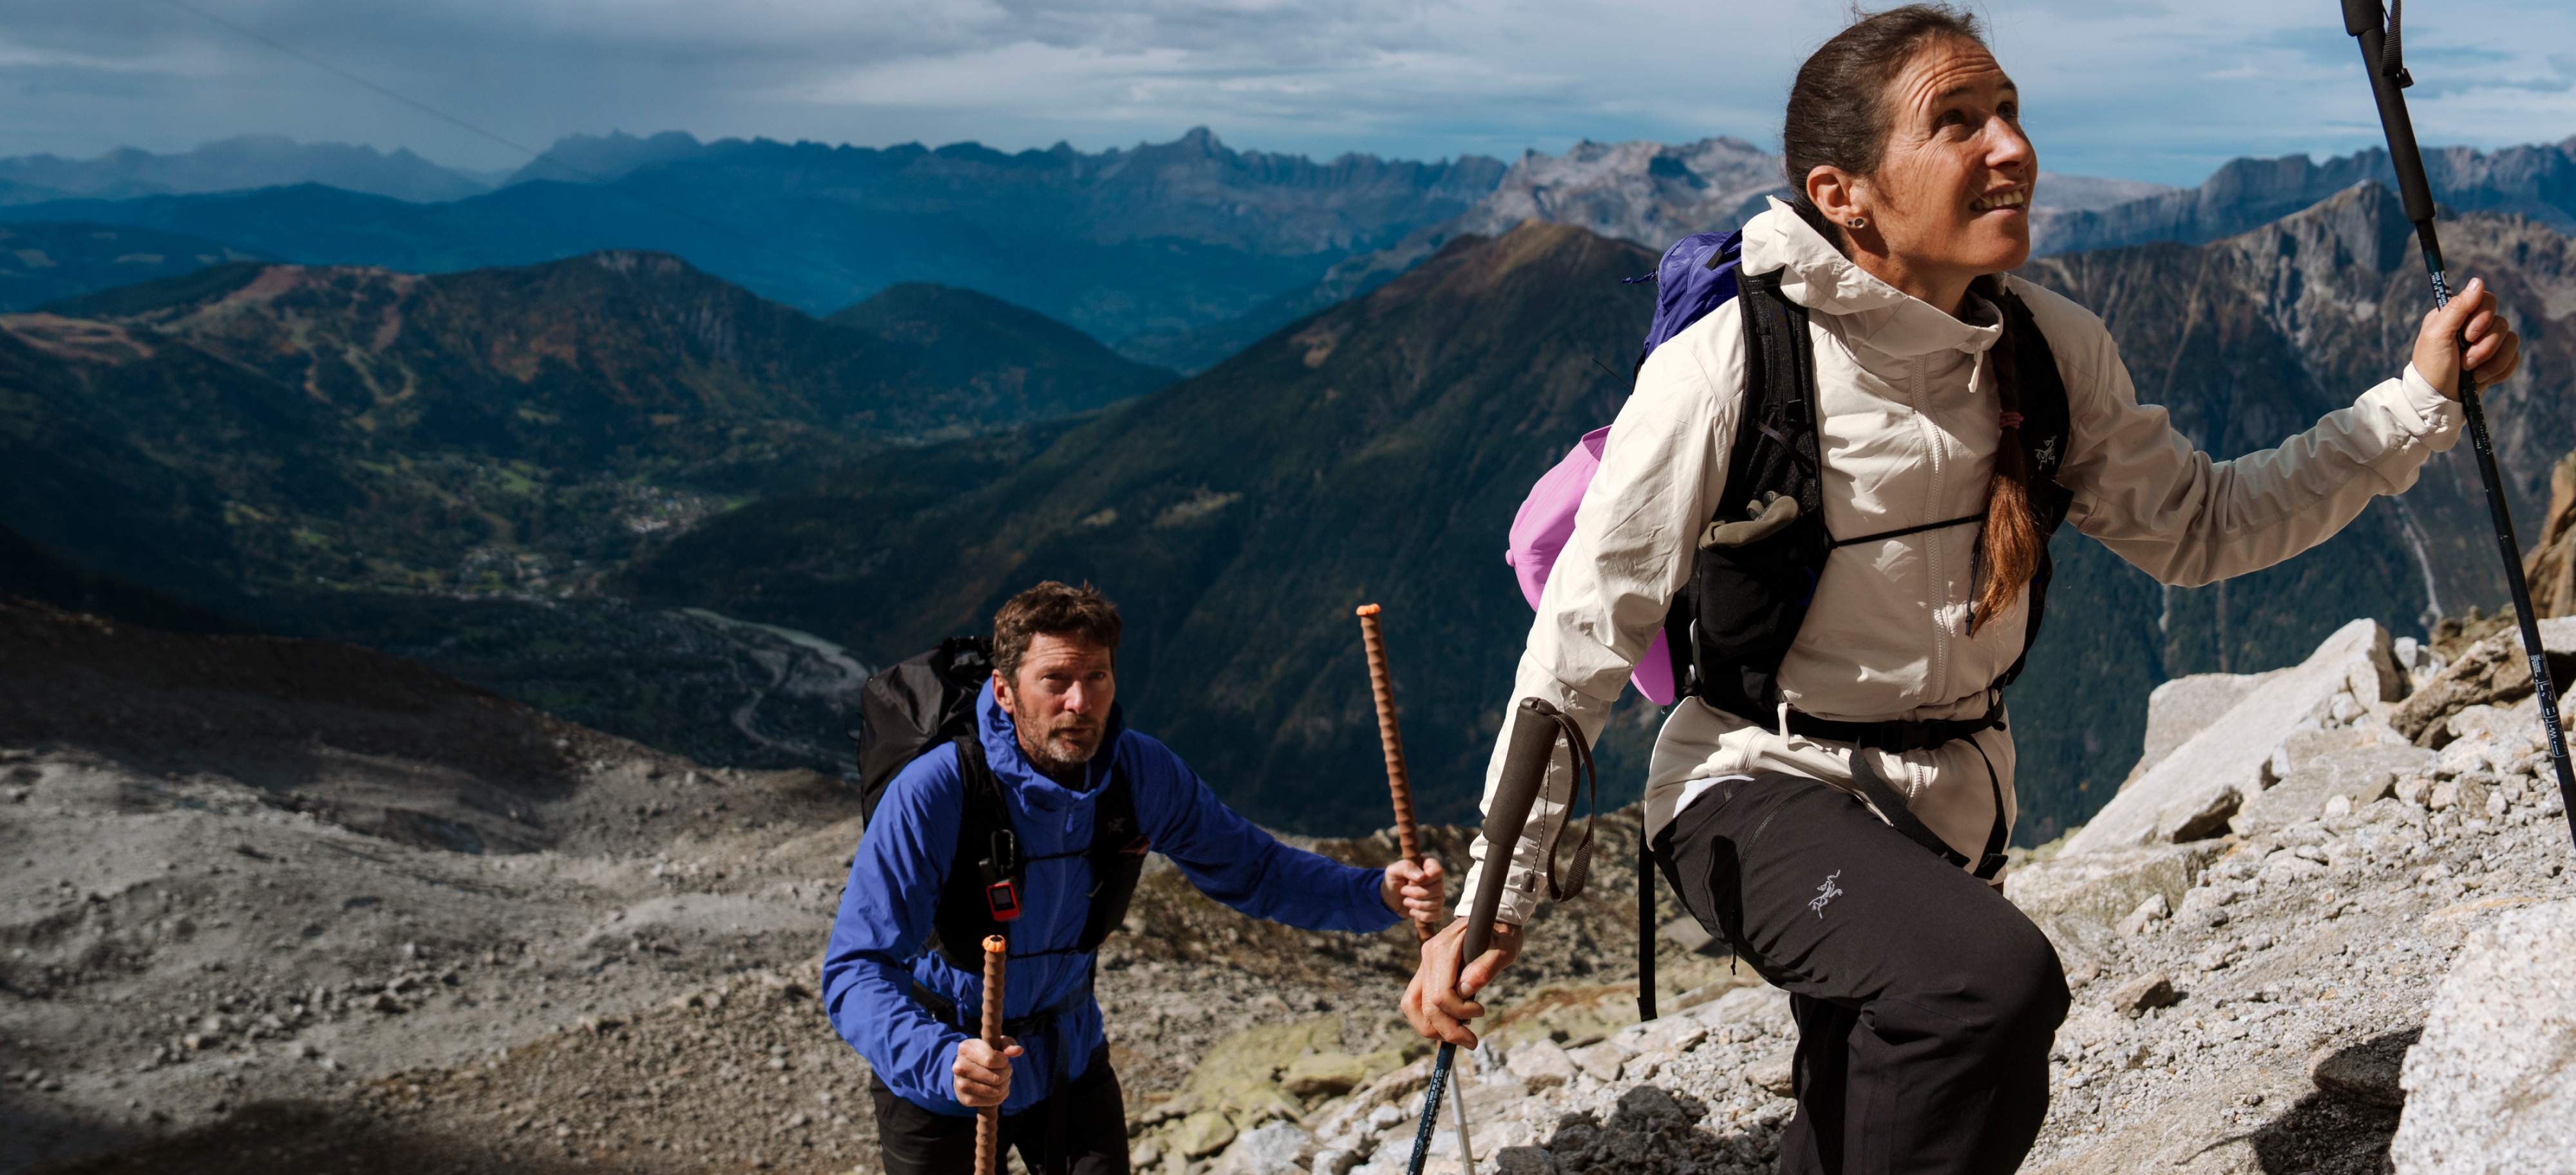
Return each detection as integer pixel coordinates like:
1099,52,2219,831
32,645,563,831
1403,5,2523,1173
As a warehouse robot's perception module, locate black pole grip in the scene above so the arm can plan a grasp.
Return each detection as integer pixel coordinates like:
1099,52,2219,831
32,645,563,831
1459,698,1563,969
2344,0,2438,226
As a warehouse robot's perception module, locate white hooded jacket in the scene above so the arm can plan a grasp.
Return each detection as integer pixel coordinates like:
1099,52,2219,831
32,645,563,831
1463,199,2464,925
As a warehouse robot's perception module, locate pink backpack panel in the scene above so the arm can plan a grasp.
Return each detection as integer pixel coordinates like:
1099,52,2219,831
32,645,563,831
1503,426,1677,706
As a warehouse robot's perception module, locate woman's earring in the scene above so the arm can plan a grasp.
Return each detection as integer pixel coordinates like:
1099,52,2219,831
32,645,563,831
1846,217,1867,229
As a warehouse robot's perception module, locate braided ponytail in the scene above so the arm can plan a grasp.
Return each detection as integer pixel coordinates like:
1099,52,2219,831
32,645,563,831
1967,274,2043,635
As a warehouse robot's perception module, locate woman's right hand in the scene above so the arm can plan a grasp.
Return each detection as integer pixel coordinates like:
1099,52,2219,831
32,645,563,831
1401,917,1524,1048
2411,276,2523,398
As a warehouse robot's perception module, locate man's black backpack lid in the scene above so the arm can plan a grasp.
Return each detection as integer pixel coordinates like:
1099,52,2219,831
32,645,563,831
850,637,1148,971
855,636,994,823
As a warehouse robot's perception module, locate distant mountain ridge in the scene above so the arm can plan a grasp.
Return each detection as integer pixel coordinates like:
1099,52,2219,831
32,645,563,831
1122,137,2179,371
0,129,1504,350
2038,137,2576,255
0,135,498,204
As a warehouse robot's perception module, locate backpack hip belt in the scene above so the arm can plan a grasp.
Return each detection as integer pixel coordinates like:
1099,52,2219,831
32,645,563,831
909,980,1084,1042
1779,704,2002,755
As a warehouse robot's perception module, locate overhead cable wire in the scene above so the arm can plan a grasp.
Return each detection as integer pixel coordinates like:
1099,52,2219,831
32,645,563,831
151,0,869,290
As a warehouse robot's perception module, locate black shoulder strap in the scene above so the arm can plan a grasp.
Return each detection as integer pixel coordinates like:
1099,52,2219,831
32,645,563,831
926,734,1019,971
1725,270,1824,520
1074,762,1150,954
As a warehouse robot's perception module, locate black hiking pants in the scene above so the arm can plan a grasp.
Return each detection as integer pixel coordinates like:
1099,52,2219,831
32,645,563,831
1653,773,2068,1175
869,1055,1129,1175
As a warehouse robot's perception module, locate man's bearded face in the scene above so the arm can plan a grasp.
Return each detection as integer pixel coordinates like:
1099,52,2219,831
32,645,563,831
996,634,1115,778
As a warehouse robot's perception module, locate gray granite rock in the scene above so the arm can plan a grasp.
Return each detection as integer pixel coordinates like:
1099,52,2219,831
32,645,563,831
2070,620,2392,854
2393,899,2576,1174
1506,1039,1577,1091
1215,1122,1311,1175
2005,843,2224,964
2123,671,2284,790
2235,745,2430,837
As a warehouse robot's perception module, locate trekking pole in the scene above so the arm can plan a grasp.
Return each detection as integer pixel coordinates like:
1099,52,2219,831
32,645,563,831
2342,0,2576,849
1355,604,1431,943
1361,604,1481,1171
1452,1075,1479,1174
1407,699,1566,1175
977,935,1006,1175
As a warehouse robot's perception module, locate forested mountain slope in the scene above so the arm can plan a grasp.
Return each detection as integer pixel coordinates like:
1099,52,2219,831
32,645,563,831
0,254,1168,608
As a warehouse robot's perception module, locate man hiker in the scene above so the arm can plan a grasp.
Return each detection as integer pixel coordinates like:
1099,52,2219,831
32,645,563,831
826,581,1448,1175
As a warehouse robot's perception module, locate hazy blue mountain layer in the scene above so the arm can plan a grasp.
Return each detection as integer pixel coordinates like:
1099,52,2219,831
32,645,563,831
0,135,499,205
0,129,1505,349
0,221,265,312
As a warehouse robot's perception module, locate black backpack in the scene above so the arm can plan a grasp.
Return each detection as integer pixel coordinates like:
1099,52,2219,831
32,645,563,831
852,637,1151,970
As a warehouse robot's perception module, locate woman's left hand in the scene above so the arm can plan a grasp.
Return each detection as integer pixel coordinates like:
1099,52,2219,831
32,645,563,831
2412,277,2523,399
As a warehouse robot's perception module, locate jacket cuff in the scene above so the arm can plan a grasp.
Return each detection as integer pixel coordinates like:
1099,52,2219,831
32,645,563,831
2398,363,2464,439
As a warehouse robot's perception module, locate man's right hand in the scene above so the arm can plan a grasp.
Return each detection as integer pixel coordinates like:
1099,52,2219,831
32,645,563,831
952,1037,1023,1108
1401,917,1523,1048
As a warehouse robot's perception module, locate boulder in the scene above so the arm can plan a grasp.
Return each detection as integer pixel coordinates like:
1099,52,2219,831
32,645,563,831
2391,617,2576,744
1747,1049,1795,1096
1179,1014,1343,1125
1281,1052,1373,1098
2233,745,2430,837
1504,1039,1577,1091
2067,620,2393,855
1173,1110,1238,1160
1566,1040,1625,1083
1214,1122,1310,1175
2392,899,2576,1174
2123,671,2286,790
2109,972,2178,1017
2005,843,2224,963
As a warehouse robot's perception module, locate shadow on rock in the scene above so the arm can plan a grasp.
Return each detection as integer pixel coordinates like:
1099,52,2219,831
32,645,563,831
1501,1085,1783,1175
23,1100,589,1175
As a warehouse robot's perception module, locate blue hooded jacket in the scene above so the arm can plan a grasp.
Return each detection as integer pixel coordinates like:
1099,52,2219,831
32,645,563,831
822,682,1397,1116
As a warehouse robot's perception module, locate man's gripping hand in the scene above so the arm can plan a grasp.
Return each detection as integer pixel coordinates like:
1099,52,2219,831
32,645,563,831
1401,917,1522,1048
1381,856,1447,934
951,1037,1023,1109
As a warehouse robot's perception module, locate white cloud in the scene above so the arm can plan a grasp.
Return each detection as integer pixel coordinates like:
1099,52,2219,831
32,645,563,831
0,0,2568,183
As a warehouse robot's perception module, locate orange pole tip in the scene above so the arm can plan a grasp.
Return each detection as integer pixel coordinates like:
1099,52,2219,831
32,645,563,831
983,936,1006,954
1356,603,1381,616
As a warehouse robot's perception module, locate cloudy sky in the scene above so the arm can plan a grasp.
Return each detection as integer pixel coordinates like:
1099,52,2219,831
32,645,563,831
5,0,2572,185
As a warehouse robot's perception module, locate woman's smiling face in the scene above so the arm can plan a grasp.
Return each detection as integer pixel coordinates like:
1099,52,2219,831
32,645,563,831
1808,35,2036,312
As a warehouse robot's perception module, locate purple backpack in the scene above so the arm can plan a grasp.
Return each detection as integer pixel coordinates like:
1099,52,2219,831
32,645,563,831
1503,230,1743,708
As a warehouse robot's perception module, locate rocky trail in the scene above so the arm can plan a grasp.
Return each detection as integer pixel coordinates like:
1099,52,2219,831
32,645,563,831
5,597,2575,1173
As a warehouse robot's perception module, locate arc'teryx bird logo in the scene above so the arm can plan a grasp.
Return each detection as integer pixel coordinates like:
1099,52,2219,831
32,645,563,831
1808,870,1843,919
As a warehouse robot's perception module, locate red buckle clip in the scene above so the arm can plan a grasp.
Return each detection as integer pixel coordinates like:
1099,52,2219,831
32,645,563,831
984,878,1022,921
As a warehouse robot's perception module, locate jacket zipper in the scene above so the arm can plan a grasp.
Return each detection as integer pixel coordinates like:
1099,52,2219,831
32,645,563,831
1913,357,1952,703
